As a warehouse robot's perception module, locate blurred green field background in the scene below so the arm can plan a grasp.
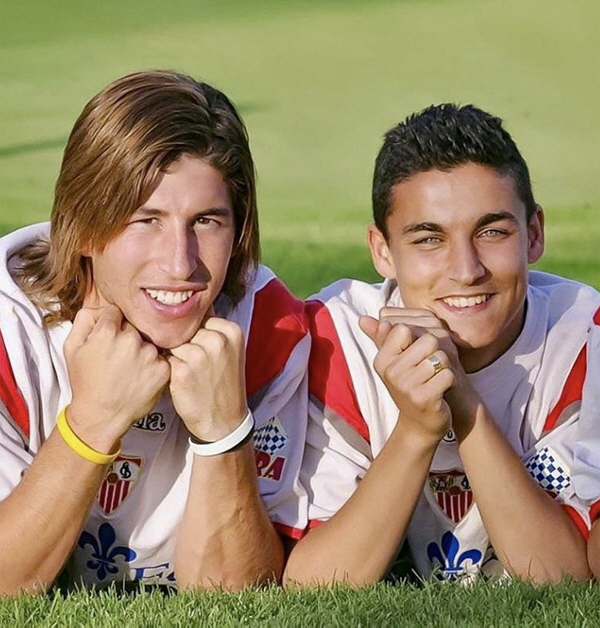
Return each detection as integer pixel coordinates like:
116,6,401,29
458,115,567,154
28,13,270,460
1,0,598,295
0,1,599,622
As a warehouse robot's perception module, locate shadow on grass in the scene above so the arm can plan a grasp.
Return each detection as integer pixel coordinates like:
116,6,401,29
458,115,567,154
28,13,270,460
261,239,381,299
0,137,67,158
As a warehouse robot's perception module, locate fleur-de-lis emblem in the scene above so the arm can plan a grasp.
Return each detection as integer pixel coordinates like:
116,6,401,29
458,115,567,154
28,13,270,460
426,531,482,580
78,523,137,581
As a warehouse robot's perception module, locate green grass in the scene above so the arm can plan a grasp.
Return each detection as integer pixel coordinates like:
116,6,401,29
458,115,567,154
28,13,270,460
0,0,599,622
1,580,599,627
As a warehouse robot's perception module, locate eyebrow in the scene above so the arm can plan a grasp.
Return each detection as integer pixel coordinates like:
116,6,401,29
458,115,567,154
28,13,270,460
475,211,519,229
133,206,233,218
402,211,519,235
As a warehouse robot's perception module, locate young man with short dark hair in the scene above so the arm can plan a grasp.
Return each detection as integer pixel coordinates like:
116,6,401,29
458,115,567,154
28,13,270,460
285,104,599,585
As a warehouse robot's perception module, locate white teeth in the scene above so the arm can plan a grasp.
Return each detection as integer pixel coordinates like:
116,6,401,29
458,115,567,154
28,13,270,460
146,289,194,305
444,294,489,308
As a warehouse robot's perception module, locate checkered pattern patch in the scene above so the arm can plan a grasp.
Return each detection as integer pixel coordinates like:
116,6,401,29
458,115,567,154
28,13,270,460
253,417,288,454
525,447,571,493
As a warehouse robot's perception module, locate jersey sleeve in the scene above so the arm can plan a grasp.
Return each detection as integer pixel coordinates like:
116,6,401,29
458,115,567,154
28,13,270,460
0,328,33,501
526,306,600,538
300,300,373,529
244,277,311,539
572,309,600,525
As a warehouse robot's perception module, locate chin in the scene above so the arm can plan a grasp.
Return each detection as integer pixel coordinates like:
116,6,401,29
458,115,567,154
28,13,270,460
139,325,200,351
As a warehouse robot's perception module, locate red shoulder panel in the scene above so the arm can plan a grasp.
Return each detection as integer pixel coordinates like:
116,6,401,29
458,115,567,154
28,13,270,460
245,278,308,397
306,300,369,443
543,345,587,432
0,327,29,438
543,304,599,433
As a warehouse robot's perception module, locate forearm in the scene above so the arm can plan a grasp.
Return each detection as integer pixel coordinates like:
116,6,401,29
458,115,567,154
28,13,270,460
175,442,283,590
284,423,438,587
0,431,107,595
455,399,589,582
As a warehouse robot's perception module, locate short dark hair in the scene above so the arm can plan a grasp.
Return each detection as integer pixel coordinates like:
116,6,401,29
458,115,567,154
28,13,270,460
17,70,259,324
372,104,537,238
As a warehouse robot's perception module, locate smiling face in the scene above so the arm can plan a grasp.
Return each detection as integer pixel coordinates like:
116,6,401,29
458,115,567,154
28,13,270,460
85,154,235,349
368,162,544,372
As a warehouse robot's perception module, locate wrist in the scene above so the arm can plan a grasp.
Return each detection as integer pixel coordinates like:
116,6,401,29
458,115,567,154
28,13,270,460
390,416,445,452
57,406,121,465
186,404,248,442
188,410,255,457
66,403,126,453
449,393,486,443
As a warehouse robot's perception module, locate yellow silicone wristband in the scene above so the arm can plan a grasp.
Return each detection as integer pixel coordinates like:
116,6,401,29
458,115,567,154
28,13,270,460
56,407,121,465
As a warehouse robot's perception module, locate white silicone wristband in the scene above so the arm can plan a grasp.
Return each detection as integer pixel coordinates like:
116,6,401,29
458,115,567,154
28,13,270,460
188,410,255,456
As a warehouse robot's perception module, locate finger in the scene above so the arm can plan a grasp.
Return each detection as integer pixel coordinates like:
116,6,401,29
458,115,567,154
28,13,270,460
359,315,380,343
88,304,124,336
359,316,394,349
199,318,244,349
66,307,105,350
169,340,207,362
380,308,444,328
379,306,435,319
121,320,142,338
374,323,414,370
423,350,451,381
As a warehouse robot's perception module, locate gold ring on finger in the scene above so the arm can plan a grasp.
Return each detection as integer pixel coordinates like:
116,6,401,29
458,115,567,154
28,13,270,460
427,354,444,376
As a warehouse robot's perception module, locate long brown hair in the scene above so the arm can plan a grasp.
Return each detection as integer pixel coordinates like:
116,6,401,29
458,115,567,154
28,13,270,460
16,70,259,324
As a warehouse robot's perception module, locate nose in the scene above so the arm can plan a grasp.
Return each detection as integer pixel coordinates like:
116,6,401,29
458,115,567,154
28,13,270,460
157,226,198,279
447,239,486,285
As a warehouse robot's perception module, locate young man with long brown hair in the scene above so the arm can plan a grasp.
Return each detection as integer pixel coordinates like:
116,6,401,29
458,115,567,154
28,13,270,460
0,70,309,594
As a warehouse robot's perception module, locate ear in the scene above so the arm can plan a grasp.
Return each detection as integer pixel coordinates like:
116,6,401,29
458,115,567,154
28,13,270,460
367,224,396,280
527,205,545,264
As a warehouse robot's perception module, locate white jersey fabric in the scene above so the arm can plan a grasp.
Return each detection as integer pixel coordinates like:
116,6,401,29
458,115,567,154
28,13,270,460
303,272,600,580
573,321,600,524
0,223,309,588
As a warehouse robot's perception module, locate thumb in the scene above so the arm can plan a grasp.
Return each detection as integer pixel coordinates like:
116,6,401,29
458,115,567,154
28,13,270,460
359,315,393,349
66,307,104,351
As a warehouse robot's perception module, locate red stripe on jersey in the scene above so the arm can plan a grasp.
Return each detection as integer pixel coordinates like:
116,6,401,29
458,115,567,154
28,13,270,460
562,504,590,541
543,345,587,432
308,519,325,530
590,499,600,523
273,522,307,540
543,305,600,432
245,278,307,397
306,301,369,443
0,327,29,438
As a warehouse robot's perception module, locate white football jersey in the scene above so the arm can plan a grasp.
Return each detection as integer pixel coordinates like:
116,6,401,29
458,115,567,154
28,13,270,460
573,321,600,523
303,273,600,579
0,223,310,587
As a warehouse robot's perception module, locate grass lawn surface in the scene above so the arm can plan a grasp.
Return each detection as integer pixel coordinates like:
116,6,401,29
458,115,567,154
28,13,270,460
0,0,598,623
1,580,599,627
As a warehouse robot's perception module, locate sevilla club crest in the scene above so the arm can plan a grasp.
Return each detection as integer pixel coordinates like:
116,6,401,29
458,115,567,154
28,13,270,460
98,455,143,515
429,470,473,523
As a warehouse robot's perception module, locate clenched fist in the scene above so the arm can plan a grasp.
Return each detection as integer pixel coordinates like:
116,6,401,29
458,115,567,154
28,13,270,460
359,311,453,444
64,305,170,453
168,315,247,442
